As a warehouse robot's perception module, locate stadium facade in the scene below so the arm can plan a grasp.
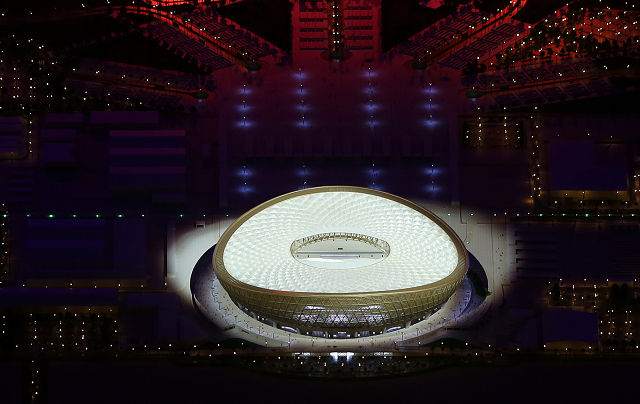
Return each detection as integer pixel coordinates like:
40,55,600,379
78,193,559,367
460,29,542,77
210,186,468,338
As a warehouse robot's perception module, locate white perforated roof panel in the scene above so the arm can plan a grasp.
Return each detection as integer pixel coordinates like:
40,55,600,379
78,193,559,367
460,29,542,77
222,191,459,293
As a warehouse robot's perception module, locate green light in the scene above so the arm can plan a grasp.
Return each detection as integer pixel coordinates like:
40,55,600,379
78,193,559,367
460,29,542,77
96,215,100,218
608,214,611,217
117,215,123,218
539,214,543,217
72,215,77,218
562,214,566,216
48,214,54,218
180,214,184,217
585,214,589,217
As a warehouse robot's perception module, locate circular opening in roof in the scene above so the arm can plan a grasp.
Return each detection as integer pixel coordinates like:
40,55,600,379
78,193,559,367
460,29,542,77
291,227,390,270
217,187,464,294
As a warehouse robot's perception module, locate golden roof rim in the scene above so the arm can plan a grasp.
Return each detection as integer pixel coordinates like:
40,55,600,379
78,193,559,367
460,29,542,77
213,186,469,297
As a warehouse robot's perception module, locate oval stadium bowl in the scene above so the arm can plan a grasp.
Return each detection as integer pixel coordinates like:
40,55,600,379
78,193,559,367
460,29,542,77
213,186,468,335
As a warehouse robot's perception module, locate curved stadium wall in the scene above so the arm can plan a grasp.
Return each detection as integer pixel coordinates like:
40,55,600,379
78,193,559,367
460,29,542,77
212,186,468,335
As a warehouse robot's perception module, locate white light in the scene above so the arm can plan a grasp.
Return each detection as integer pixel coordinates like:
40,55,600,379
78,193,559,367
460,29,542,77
222,190,460,293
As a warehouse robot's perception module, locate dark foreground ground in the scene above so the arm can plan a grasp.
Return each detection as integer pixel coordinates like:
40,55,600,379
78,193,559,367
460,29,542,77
26,359,639,404
0,362,21,404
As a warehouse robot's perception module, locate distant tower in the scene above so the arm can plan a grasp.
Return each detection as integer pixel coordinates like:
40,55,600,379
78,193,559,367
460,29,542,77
291,1,329,53
291,0,382,61
327,0,346,58
343,0,381,59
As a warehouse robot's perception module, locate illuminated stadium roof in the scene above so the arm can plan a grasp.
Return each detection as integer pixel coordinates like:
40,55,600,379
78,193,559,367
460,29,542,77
210,186,468,333
219,187,460,293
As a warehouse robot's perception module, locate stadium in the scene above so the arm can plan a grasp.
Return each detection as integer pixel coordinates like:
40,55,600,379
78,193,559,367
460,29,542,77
209,186,469,338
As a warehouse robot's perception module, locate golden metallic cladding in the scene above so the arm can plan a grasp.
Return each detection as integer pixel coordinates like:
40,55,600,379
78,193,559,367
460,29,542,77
213,186,468,331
